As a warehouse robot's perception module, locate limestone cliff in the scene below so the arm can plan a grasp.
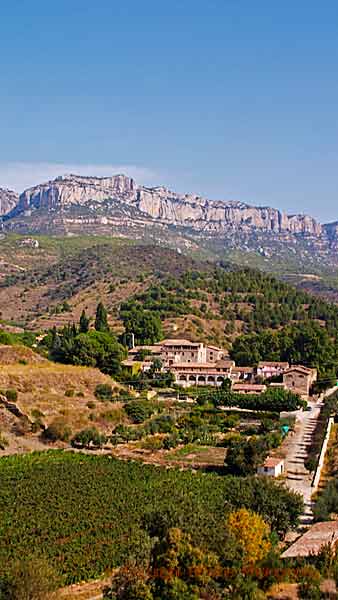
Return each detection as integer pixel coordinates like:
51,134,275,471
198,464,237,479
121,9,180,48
0,188,19,216
8,173,322,236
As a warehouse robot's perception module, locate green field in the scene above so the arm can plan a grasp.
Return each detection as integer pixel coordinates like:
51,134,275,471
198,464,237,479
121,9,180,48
0,452,302,584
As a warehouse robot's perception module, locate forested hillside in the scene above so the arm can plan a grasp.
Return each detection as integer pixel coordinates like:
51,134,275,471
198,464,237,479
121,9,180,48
1,237,338,383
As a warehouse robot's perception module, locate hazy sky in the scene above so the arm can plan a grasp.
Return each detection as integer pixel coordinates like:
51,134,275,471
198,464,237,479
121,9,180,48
1,1,338,221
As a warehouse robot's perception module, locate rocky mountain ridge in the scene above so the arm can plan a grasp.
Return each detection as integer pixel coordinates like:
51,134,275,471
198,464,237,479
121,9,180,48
2,173,338,271
0,188,19,216
7,173,325,236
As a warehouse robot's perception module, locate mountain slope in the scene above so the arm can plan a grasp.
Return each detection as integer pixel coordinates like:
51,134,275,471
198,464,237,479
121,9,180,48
2,173,338,272
0,188,19,216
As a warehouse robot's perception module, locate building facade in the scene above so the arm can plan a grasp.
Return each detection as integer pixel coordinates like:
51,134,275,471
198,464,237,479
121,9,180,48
283,366,317,396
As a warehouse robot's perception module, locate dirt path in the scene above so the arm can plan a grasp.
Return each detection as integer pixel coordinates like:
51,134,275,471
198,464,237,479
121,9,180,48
59,577,111,600
283,398,323,525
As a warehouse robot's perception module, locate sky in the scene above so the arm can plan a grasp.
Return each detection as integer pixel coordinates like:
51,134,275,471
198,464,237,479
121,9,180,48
1,0,338,222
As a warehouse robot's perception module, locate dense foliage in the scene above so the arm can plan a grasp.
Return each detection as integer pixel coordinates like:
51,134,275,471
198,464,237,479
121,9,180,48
0,452,303,584
195,387,303,412
230,322,338,386
42,322,126,376
120,305,163,345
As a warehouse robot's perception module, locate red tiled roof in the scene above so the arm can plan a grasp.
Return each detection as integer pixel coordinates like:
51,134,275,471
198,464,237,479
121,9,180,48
263,457,284,468
281,522,338,558
258,361,289,368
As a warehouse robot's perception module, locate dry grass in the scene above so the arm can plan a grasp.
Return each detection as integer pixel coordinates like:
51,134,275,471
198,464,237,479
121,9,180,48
0,347,125,436
0,344,47,365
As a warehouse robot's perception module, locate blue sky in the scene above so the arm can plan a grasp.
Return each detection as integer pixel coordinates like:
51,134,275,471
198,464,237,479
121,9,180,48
1,0,338,221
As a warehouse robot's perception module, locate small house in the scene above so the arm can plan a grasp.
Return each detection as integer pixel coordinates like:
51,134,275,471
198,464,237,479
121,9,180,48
257,457,284,478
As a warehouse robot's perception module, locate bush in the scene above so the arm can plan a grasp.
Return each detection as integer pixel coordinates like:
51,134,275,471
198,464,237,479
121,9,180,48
95,383,113,401
141,436,164,451
42,418,72,442
5,389,17,402
87,401,96,409
125,401,156,424
145,415,175,435
0,432,9,450
0,556,61,600
71,427,107,449
163,433,179,450
65,388,74,397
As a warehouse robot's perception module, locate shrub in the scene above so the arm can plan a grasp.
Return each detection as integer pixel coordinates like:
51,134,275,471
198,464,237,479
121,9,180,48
65,388,75,397
0,556,61,600
0,432,9,450
141,436,164,451
163,433,179,450
95,383,113,401
125,401,156,424
31,408,44,419
5,389,17,402
43,418,72,442
71,427,107,449
145,415,175,435
31,419,44,433
86,401,96,409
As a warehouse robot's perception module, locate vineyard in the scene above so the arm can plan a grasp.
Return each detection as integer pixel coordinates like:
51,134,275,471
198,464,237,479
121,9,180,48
0,451,302,585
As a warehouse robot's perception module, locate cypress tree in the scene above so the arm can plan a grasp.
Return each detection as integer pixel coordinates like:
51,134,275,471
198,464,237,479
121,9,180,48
79,310,90,333
95,302,109,332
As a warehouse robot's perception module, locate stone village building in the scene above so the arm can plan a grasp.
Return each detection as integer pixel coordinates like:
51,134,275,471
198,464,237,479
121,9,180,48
122,338,317,395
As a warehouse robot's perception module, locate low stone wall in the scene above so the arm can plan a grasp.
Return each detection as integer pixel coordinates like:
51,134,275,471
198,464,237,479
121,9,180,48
311,416,334,492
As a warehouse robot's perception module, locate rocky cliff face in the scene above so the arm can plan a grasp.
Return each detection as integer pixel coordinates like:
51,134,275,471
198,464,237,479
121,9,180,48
7,173,323,236
0,188,19,216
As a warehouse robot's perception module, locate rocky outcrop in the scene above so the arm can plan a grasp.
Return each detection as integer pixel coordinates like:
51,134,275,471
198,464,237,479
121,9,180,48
0,188,19,216
6,173,325,237
323,221,338,241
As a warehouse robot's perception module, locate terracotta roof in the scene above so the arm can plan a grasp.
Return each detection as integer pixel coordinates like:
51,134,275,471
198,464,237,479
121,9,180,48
281,521,338,558
232,366,255,373
215,360,235,368
232,383,266,392
284,365,314,375
206,344,225,351
158,339,201,347
170,362,230,370
258,361,289,368
263,457,284,468
129,345,161,354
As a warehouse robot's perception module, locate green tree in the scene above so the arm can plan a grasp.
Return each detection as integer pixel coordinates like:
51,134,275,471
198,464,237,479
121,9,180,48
151,528,220,600
95,302,109,332
79,309,90,333
71,427,107,449
121,306,163,345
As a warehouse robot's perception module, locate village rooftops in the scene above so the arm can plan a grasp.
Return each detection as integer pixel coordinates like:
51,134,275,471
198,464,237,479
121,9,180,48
257,361,290,368
284,365,315,374
281,521,338,558
170,361,233,370
156,338,202,347
205,344,228,352
232,366,255,373
232,383,267,393
215,359,235,367
129,345,162,354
